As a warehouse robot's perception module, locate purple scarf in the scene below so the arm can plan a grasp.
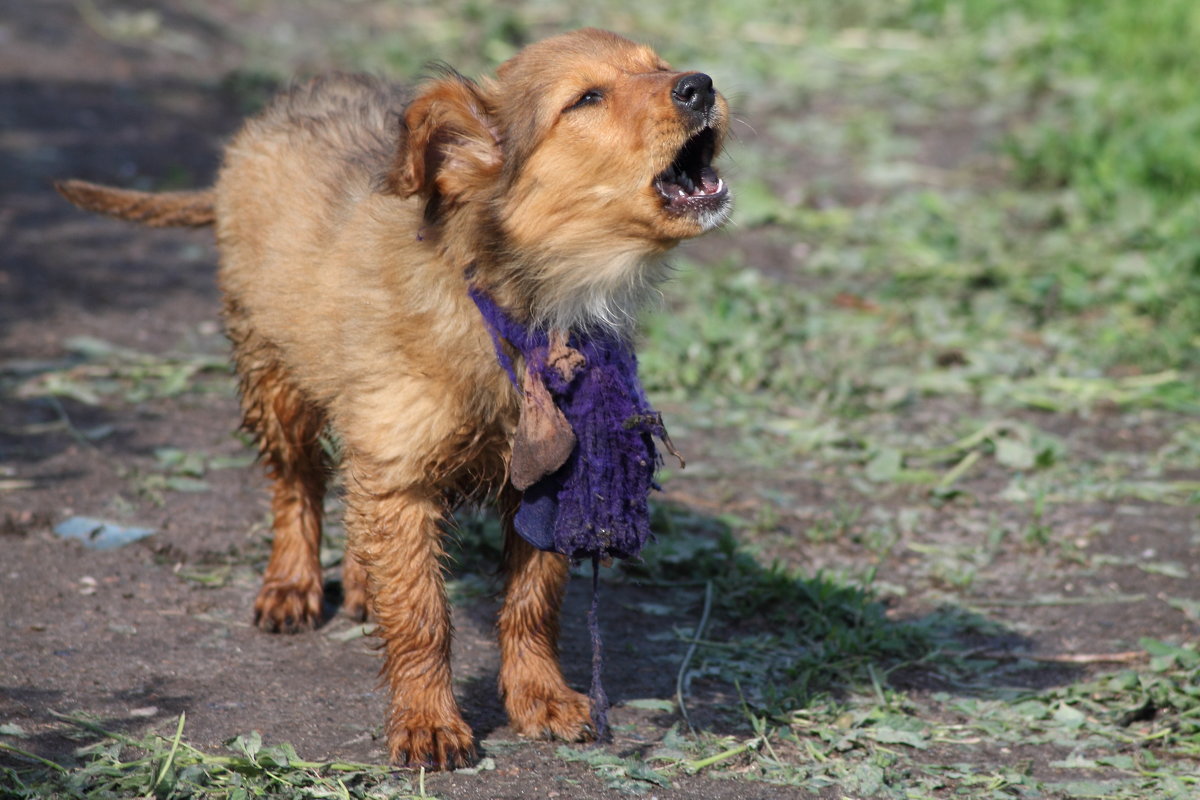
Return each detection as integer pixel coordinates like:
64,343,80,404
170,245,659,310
470,287,666,560
470,286,672,738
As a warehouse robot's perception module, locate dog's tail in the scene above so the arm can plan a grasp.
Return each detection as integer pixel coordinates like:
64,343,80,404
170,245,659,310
54,179,216,228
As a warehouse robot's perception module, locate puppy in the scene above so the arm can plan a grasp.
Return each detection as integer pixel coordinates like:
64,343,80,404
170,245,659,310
57,28,731,768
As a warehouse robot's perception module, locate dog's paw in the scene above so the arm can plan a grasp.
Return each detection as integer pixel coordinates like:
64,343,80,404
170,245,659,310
253,578,323,633
507,685,595,742
387,712,476,770
341,554,371,622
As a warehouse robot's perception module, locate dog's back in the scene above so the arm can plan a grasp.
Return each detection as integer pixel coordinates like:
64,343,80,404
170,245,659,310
216,72,403,299
216,74,509,468
218,73,402,236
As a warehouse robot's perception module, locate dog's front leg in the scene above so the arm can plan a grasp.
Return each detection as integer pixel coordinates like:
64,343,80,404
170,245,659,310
498,493,594,742
346,481,475,769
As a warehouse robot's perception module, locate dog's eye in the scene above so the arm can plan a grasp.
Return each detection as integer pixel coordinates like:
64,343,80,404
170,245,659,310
564,89,604,112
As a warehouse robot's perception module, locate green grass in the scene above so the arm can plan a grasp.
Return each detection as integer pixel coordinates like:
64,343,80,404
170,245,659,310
0,714,417,800
10,336,230,407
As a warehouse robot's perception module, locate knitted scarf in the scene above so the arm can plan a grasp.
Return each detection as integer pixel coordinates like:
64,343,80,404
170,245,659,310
470,285,673,739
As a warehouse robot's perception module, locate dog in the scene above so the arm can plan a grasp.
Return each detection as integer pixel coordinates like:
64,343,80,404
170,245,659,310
56,28,731,768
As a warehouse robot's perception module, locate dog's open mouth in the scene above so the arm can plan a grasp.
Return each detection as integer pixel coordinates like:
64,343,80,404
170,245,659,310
653,127,728,215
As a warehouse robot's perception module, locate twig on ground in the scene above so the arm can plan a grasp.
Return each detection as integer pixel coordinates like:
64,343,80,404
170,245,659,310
662,491,757,514
675,580,715,734
955,649,1148,664
153,712,186,790
46,395,102,455
682,738,761,773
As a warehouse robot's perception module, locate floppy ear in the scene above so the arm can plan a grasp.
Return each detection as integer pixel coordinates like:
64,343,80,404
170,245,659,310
386,76,500,209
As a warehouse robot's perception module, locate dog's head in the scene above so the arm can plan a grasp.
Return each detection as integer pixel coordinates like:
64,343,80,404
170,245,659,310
388,29,732,331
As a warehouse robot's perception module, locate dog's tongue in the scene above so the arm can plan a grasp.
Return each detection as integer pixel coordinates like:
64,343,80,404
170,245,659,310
697,166,721,194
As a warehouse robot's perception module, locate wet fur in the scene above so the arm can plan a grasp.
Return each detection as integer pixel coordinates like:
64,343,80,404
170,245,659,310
55,28,729,769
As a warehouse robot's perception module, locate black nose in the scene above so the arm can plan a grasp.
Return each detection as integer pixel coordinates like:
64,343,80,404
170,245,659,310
672,72,715,117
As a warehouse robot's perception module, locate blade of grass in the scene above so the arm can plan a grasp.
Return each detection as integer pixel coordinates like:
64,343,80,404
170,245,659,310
0,741,69,773
153,712,185,790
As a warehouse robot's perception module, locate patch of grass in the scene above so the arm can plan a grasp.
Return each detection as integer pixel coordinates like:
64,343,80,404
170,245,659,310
644,252,1195,516
0,713,417,800
632,0,1200,409
629,640,1200,798
644,243,1197,427
612,506,1200,797
556,745,670,795
628,505,934,713
129,448,256,505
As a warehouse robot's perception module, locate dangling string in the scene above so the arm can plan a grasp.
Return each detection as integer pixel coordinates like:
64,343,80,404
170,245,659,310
587,553,609,741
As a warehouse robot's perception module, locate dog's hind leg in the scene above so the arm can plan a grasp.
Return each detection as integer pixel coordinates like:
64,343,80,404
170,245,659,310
497,491,594,742
340,547,371,622
227,306,330,633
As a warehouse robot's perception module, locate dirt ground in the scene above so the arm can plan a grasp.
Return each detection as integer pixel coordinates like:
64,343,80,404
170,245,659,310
2,3,1198,799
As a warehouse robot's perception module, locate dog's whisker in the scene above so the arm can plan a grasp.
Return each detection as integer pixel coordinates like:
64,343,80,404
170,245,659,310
732,115,758,136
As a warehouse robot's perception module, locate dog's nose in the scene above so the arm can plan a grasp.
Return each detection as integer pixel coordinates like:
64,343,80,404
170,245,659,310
672,73,715,117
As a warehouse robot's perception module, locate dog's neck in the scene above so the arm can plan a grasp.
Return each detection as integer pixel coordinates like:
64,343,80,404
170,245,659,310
423,189,673,336
537,250,669,335
475,247,671,337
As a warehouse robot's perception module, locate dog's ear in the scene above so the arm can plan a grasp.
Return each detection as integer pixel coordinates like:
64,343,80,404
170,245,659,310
387,75,500,210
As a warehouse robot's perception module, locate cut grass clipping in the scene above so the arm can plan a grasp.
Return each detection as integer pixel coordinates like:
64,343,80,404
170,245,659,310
0,712,418,800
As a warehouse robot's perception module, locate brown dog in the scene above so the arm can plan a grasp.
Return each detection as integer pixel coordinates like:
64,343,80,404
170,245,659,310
57,28,730,768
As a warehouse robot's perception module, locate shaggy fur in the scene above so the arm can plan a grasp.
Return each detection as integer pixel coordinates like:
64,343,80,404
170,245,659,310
56,28,731,769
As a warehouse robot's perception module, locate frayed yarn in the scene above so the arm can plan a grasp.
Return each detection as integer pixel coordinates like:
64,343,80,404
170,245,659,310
587,555,609,739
